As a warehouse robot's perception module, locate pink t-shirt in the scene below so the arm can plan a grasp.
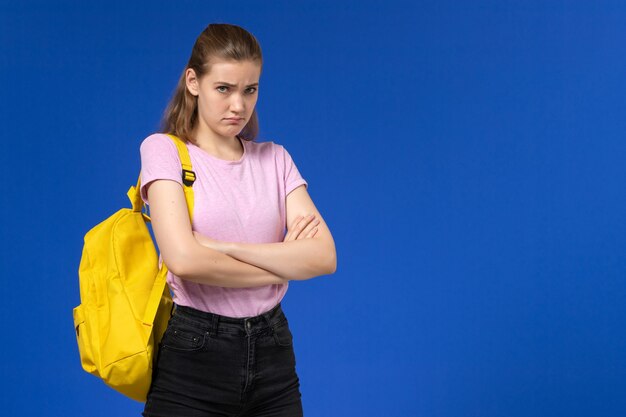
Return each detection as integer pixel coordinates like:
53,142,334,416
139,133,308,318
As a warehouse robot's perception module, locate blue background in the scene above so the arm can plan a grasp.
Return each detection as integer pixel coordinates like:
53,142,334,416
1,0,625,416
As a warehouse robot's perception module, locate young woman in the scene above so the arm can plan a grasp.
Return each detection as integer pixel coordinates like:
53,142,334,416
139,23,336,416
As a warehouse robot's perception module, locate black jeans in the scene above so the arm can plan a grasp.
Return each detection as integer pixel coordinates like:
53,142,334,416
142,302,304,417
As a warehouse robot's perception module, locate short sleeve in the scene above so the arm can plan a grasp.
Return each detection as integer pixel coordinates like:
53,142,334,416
139,133,183,205
279,144,308,196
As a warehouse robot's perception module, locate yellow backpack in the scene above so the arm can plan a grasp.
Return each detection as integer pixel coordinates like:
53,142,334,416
73,133,196,402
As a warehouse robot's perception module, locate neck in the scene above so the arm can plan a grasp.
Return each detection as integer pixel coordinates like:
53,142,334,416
191,126,243,160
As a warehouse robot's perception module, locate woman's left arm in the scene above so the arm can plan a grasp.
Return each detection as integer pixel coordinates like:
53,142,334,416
195,185,337,281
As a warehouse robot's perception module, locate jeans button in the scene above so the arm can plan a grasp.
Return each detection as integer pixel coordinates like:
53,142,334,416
246,321,251,329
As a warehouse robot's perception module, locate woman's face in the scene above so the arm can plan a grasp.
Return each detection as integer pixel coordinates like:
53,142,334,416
186,59,261,141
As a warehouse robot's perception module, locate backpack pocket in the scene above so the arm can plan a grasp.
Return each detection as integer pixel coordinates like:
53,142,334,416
73,305,97,374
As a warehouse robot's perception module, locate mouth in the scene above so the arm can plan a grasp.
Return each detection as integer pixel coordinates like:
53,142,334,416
225,117,244,121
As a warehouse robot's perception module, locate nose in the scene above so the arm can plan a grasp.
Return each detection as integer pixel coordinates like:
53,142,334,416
230,93,245,113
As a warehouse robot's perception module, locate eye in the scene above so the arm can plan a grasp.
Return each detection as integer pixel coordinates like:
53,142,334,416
216,86,257,94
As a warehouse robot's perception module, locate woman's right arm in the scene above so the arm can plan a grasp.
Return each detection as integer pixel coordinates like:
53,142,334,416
147,179,287,288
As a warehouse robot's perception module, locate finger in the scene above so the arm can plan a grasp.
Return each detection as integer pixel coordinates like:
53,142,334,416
296,218,320,240
284,216,302,242
301,218,320,236
291,214,315,240
305,227,318,239
284,215,304,241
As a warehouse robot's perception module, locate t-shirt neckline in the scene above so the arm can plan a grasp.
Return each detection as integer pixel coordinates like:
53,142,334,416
188,135,247,166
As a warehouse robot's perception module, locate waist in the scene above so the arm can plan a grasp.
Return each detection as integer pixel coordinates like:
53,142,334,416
171,302,287,336
166,274,289,317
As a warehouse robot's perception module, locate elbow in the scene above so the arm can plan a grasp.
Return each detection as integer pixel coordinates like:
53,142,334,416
324,263,337,276
167,241,223,283
164,253,188,278
298,248,336,280
162,245,195,279
323,249,337,275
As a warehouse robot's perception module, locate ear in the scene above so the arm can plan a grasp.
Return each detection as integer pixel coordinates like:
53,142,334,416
185,68,199,96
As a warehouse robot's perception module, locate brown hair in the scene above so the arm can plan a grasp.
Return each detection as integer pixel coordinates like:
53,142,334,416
159,23,263,143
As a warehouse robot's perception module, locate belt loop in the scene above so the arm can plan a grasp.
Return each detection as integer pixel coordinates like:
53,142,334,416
211,314,219,337
261,309,273,330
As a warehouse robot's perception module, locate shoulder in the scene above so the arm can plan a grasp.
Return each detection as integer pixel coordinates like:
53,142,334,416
252,140,302,168
245,139,284,159
140,132,176,152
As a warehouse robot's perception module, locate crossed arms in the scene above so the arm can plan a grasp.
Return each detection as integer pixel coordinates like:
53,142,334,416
147,180,337,288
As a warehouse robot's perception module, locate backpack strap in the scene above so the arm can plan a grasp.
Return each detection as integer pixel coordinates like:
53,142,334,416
143,262,170,325
128,174,145,213
126,134,196,223
165,133,196,223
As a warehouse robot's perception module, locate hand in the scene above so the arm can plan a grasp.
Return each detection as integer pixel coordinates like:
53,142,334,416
283,214,320,242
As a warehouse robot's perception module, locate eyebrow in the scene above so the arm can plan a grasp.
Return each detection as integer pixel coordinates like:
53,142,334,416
213,82,259,87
